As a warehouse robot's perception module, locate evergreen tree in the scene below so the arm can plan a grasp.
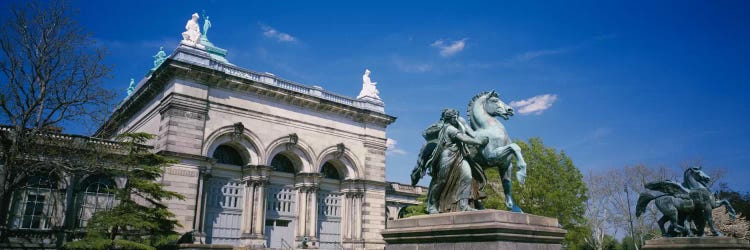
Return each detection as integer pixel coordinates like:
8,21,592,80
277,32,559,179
65,133,185,250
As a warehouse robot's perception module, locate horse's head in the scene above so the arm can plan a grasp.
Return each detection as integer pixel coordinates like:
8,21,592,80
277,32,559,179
685,166,710,188
483,91,514,120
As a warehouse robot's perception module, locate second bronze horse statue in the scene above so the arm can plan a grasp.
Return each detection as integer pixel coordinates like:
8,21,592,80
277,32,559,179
636,167,736,237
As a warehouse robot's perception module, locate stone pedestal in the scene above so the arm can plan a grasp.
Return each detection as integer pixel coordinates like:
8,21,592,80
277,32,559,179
643,237,750,249
177,244,232,250
382,210,566,250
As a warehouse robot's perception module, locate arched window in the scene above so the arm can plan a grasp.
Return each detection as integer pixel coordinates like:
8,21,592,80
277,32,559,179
270,154,295,173
77,176,116,227
320,162,341,180
9,175,59,230
213,145,244,166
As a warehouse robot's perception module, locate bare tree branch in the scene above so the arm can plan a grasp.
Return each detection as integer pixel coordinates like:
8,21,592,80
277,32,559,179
0,0,114,230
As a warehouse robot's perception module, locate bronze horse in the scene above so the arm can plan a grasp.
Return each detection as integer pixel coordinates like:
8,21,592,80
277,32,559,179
636,167,736,237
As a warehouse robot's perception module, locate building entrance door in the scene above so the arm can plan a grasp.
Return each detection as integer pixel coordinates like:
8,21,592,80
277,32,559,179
317,191,341,249
265,185,296,249
204,178,243,245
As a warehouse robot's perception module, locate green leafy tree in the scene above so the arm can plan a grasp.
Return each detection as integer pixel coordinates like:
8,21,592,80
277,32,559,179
620,236,638,250
401,195,427,218
484,137,589,248
65,133,184,250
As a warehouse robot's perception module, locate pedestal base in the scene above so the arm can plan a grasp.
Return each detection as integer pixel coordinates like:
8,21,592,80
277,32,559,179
382,210,566,250
177,244,232,250
239,233,267,248
643,237,750,249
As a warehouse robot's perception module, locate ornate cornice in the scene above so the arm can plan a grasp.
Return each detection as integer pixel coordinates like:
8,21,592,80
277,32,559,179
96,45,396,138
241,164,272,185
294,172,321,191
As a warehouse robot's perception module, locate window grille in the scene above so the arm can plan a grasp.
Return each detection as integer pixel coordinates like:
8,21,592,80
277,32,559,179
77,176,116,227
9,176,60,230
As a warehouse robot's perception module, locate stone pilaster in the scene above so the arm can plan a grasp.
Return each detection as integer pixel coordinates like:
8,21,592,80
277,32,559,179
157,94,207,155
239,165,272,248
192,165,210,244
294,173,321,248
360,136,389,249
341,180,366,249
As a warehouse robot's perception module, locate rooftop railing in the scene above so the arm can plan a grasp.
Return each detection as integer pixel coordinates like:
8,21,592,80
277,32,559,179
0,126,149,153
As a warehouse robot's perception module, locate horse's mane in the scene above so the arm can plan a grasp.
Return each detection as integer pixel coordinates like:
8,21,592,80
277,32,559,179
466,91,499,129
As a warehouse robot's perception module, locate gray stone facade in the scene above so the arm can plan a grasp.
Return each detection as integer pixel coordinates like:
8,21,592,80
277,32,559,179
90,44,420,249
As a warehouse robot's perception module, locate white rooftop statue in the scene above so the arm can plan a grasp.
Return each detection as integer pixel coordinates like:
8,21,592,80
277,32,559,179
181,13,204,49
357,69,381,99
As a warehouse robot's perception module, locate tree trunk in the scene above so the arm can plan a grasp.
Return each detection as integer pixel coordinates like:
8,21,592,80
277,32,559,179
0,191,14,242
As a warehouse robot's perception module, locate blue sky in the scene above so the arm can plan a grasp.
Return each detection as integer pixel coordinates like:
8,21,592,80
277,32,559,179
19,1,750,190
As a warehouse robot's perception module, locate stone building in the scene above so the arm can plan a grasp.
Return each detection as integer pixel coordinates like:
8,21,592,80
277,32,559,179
1,15,426,249
89,22,422,248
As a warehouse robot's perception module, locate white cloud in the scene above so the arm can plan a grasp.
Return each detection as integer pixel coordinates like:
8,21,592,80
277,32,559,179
431,38,467,57
386,138,407,155
261,25,297,42
510,94,558,115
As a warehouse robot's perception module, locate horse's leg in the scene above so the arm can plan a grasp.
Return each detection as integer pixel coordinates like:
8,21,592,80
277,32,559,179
717,199,737,219
657,198,684,236
657,215,669,236
693,212,706,236
667,211,684,237
499,162,515,210
704,204,723,236
488,143,527,185
678,211,694,237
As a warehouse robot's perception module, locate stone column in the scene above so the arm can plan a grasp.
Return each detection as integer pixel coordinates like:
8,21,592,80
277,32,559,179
341,192,351,239
341,180,365,248
295,173,320,247
252,181,267,235
353,193,363,239
307,189,318,237
239,165,271,248
241,184,254,234
193,166,210,244
296,188,307,238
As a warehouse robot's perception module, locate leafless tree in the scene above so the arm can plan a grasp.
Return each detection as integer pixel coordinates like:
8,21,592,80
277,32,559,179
584,165,679,248
0,0,113,231
583,171,610,250
584,163,731,248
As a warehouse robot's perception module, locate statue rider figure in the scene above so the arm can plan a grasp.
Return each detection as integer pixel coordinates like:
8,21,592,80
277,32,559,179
414,109,488,213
